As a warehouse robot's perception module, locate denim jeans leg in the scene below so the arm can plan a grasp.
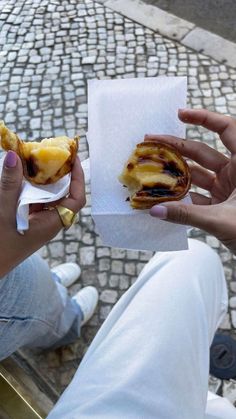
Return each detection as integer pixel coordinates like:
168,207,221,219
0,253,82,360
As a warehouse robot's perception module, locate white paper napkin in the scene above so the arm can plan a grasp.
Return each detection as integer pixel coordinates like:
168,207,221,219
17,175,71,232
88,76,189,252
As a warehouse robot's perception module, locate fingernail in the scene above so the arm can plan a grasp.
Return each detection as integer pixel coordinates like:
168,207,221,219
178,108,188,116
5,151,17,168
178,109,189,122
150,205,168,219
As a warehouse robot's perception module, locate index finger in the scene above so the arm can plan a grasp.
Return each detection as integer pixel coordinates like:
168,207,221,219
60,156,86,212
179,108,236,154
144,134,229,173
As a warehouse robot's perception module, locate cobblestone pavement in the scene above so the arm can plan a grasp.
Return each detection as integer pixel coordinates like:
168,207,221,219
1,0,236,407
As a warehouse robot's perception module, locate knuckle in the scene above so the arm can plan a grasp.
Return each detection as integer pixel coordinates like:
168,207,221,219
0,172,17,191
232,117,236,130
223,115,236,132
81,195,86,208
228,114,235,124
0,204,14,226
195,142,211,161
75,196,86,213
198,142,209,154
174,205,189,225
0,207,5,222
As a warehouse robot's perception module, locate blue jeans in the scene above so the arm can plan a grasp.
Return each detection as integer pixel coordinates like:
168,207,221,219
0,253,83,360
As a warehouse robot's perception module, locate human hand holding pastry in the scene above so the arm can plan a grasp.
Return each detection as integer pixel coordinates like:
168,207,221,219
149,108,236,255
0,151,85,277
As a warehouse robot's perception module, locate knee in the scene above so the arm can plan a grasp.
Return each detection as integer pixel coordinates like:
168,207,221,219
144,238,224,289
4,253,47,288
0,253,52,318
187,238,222,268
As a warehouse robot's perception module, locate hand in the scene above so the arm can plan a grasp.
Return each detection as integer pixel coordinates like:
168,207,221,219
0,151,85,277
147,108,236,254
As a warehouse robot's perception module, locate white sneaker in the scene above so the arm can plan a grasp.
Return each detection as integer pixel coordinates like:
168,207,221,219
51,263,81,288
73,286,99,326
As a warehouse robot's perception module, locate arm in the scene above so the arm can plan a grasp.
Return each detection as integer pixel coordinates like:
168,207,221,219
147,108,236,254
0,151,85,277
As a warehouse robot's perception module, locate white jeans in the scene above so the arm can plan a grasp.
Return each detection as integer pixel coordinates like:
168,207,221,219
48,239,235,419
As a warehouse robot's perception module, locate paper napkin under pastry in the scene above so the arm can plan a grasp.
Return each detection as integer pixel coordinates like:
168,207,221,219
17,175,71,232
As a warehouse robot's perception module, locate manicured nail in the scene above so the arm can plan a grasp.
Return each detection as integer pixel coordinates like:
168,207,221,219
150,205,168,219
178,108,189,122
178,108,188,115
5,151,17,168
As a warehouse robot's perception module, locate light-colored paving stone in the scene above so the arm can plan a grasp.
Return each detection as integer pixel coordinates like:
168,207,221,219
182,27,236,67
103,0,194,40
222,380,236,406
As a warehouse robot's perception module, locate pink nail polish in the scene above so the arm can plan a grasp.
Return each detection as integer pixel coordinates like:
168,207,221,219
5,151,17,168
150,205,167,219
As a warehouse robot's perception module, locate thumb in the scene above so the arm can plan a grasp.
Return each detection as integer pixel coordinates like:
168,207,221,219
150,201,217,234
0,151,23,218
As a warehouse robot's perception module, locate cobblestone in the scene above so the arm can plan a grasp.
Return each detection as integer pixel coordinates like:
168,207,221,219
222,380,236,406
230,297,236,309
1,0,236,406
79,246,95,265
219,313,232,330
231,311,236,328
100,289,118,303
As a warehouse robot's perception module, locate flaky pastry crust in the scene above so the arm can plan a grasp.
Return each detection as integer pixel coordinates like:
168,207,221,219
0,121,79,185
119,141,191,209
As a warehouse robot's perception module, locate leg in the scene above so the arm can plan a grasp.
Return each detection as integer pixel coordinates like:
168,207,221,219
206,391,236,419
0,253,83,360
48,239,229,419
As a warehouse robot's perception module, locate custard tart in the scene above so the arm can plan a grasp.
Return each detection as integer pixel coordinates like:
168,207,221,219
0,121,79,185
119,141,191,209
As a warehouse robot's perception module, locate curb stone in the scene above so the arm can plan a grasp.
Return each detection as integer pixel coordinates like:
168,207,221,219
98,0,236,68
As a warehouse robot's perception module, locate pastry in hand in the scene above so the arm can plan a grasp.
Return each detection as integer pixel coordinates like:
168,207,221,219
0,121,79,185
119,141,191,209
